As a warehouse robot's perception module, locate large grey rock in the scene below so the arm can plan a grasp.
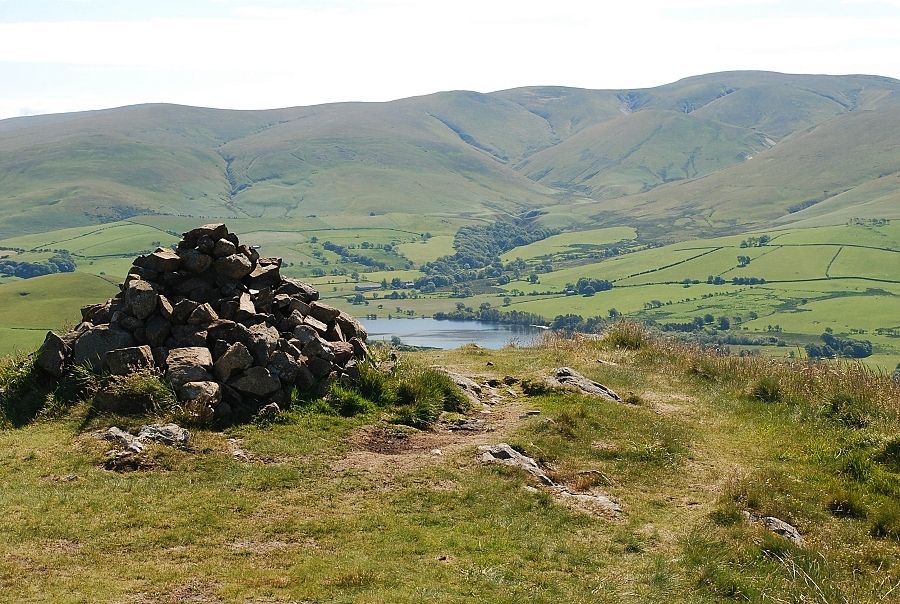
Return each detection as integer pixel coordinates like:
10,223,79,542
35,331,69,378
178,249,213,273
188,303,218,325
171,299,198,323
551,367,622,402
166,346,213,369
302,337,334,361
336,311,368,341
235,292,256,322
167,325,208,348
277,278,319,302
213,342,253,382
230,366,280,398
309,301,340,324
267,351,302,384
214,254,253,279
303,315,329,335
72,325,135,369
182,223,228,247
145,315,171,347
247,324,280,365
246,261,281,289
124,280,158,320
133,248,181,273
330,341,354,364
178,381,221,415
212,238,237,258
105,345,154,375
166,365,213,389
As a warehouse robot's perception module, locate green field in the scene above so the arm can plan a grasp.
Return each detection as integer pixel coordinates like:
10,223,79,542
0,216,896,370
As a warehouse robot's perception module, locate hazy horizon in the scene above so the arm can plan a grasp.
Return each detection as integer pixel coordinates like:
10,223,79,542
3,0,900,120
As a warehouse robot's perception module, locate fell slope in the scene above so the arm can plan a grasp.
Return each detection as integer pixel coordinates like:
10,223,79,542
1,71,899,238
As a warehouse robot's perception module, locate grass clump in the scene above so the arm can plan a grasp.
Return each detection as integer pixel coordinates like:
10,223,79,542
392,367,469,429
749,376,782,403
0,353,50,426
602,321,649,350
93,368,178,415
823,391,874,428
825,486,868,519
305,362,473,430
326,383,376,417
874,435,900,472
870,502,900,540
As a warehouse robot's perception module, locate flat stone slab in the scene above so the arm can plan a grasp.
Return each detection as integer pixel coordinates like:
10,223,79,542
551,367,622,402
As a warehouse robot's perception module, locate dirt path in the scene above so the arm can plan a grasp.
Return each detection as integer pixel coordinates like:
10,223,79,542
331,380,528,480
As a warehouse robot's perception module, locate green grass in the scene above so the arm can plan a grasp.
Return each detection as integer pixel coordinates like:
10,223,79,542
499,227,636,262
0,325,898,601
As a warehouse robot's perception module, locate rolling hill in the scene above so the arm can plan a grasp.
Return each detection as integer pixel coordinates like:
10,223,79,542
2,70,899,239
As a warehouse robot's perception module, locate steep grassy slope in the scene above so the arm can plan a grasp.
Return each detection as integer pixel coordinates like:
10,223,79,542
517,110,771,198
599,106,900,233
2,71,899,239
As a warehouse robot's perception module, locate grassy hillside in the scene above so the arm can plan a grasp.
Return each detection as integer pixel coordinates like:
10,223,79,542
1,327,897,602
2,71,899,240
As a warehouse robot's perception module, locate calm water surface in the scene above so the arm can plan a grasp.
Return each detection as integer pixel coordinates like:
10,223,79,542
361,318,546,349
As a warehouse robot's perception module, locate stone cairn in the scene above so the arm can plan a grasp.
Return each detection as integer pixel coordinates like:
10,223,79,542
35,223,368,420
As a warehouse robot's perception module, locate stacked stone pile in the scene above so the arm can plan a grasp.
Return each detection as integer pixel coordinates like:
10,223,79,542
35,223,368,419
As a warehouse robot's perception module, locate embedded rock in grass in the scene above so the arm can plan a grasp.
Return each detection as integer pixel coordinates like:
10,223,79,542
551,367,622,402
105,345,154,375
97,426,144,453
137,423,191,447
742,511,804,545
441,370,483,406
478,443,554,486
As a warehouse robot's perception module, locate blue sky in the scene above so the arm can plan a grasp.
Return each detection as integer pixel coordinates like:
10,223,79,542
2,0,900,119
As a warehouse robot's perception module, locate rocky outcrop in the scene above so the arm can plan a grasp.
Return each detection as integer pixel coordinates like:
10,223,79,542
35,223,368,420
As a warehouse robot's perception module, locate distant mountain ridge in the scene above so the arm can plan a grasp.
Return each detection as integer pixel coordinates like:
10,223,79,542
1,70,899,239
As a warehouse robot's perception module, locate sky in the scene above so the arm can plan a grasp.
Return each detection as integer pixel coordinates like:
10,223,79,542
2,0,900,119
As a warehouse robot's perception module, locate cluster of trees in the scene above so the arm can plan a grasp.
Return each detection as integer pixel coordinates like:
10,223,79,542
0,251,76,279
656,314,732,332
433,302,546,326
549,314,608,334
739,235,770,248
805,332,873,359
565,278,613,296
322,241,390,270
418,220,556,287
731,276,767,285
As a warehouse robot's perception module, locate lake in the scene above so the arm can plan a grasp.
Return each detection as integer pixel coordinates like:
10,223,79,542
361,318,547,349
